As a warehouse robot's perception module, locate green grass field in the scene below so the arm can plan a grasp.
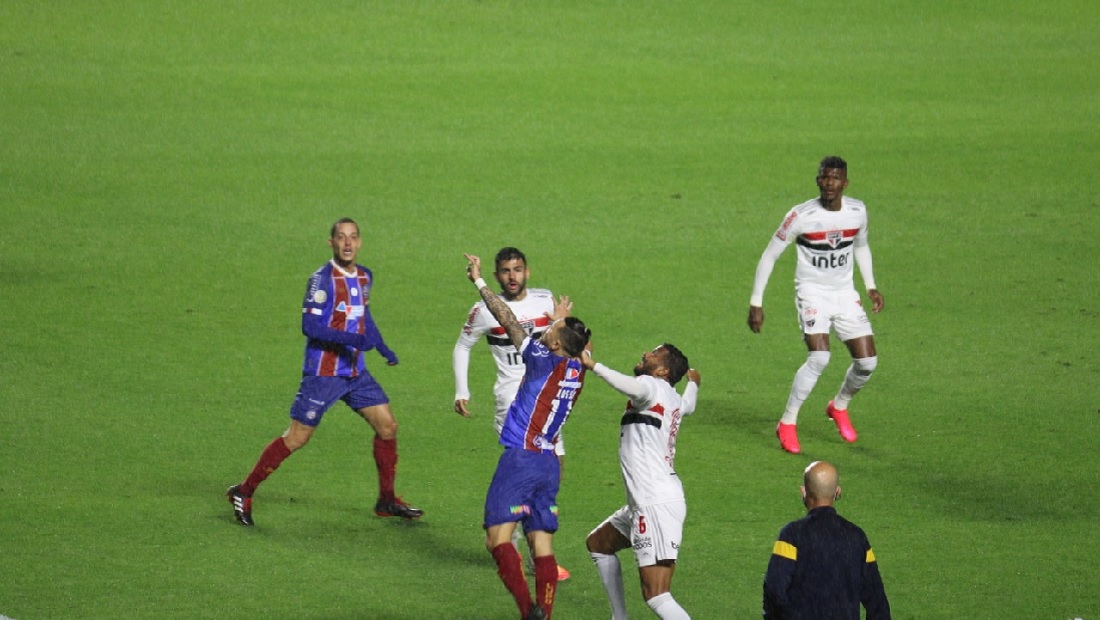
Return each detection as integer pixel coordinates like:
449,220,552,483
2,2,1098,618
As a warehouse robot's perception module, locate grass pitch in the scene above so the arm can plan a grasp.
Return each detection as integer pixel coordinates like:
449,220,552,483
1,1,1098,618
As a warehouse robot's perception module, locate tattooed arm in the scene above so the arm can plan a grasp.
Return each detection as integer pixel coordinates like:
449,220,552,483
464,253,525,350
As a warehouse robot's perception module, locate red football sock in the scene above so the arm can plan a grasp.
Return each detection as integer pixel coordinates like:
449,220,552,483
534,555,559,618
240,437,292,496
491,542,533,616
373,436,397,502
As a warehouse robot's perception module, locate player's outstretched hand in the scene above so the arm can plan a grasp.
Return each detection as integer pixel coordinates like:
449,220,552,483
464,254,482,283
546,295,573,322
747,305,765,333
686,368,701,386
578,348,596,370
454,399,471,417
868,289,885,314
377,343,399,366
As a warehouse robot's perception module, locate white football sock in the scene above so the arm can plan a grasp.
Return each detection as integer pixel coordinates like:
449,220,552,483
589,552,629,620
782,351,830,424
833,356,877,410
646,592,690,619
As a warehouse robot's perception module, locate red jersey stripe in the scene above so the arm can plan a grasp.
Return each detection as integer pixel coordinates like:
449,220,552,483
800,228,859,241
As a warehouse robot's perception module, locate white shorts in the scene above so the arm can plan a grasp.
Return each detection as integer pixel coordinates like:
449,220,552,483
599,502,685,567
794,289,873,341
495,386,565,456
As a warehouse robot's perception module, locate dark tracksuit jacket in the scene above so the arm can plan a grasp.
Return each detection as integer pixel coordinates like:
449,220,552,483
763,506,891,620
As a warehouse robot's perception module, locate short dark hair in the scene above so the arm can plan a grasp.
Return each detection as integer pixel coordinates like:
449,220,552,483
819,156,847,173
558,317,591,358
330,217,359,238
494,247,527,271
660,343,690,386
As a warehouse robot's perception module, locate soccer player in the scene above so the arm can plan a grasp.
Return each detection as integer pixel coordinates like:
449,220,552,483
226,218,422,526
453,246,571,581
581,345,700,620
464,253,590,620
762,461,891,619
747,156,885,454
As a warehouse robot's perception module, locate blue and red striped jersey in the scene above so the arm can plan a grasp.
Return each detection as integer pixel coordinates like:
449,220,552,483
499,337,586,451
300,260,376,377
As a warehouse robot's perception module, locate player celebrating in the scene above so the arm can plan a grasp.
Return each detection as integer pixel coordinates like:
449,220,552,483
581,345,700,620
453,246,571,581
747,157,885,454
226,218,421,526
465,253,590,620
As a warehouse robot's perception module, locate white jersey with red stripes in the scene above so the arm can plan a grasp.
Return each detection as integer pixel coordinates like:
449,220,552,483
616,374,698,507
454,288,555,405
773,196,869,296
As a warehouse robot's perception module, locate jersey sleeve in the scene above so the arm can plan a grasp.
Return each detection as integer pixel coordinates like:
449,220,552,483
861,539,891,619
452,303,486,401
591,363,656,404
680,380,699,417
852,211,877,291
762,524,798,619
750,210,797,307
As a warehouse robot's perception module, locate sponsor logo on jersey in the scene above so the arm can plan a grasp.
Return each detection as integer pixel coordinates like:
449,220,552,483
335,301,365,320
810,251,850,269
565,367,580,381
633,538,653,551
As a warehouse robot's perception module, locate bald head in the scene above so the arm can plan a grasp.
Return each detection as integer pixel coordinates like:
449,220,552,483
801,461,841,507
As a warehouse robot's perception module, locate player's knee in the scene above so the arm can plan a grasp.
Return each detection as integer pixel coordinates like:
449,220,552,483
585,531,600,553
586,524,625,554
373,417,398,439
586,529,615,554
854,355,878,376
805,350,831,374
283,425,313,451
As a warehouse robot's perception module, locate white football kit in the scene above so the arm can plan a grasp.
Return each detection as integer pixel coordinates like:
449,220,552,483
453,288,567,454
751,196,878,340
590,364,698,566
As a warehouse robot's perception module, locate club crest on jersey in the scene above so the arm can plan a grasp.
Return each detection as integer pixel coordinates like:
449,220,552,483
826,230,843,248
350,288,359,297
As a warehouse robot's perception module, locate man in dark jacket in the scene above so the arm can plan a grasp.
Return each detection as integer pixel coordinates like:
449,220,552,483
763,461,890,619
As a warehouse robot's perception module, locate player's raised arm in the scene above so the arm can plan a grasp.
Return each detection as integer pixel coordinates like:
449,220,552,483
681,368,701,416
465,253,525,350
579,349,652,402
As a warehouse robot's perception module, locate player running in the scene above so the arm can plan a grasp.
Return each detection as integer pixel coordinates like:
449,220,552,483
581,345,700,620
747,156,885,454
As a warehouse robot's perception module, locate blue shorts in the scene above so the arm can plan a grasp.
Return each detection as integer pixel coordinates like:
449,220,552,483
483,447,561,533
289,373,389,427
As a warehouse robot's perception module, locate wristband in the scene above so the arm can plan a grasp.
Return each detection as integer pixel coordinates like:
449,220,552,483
474,277,487,289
